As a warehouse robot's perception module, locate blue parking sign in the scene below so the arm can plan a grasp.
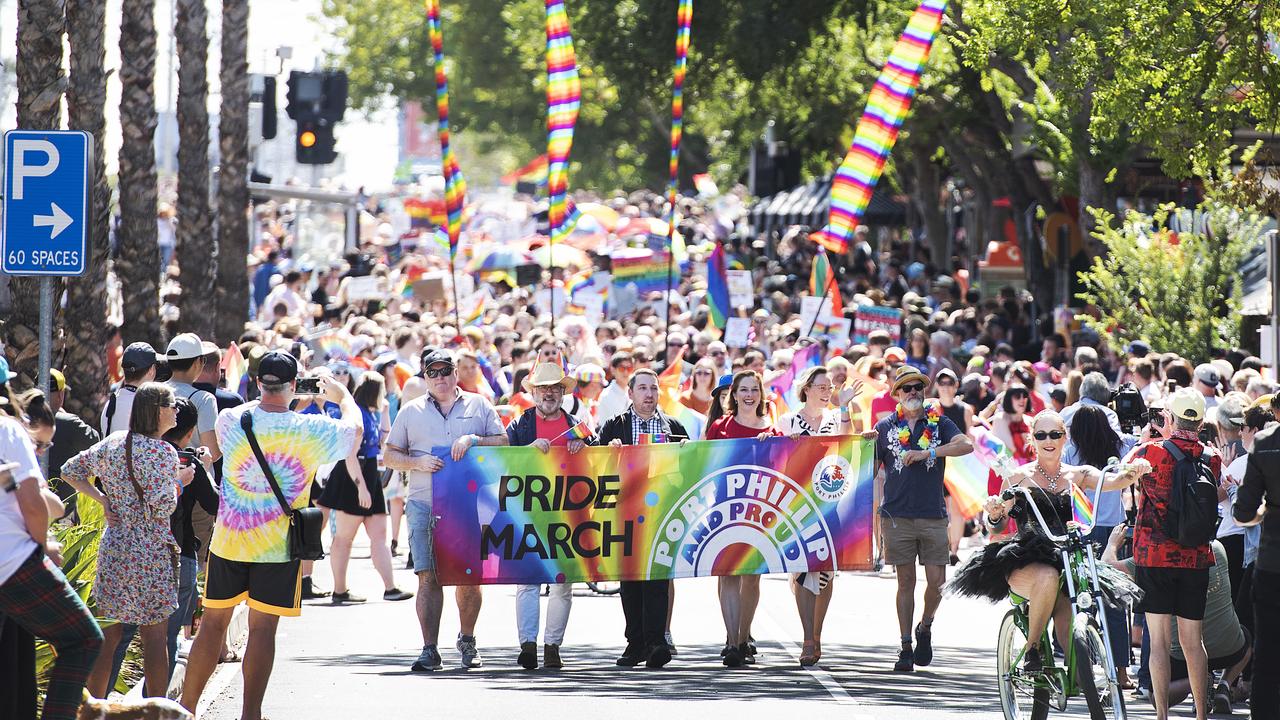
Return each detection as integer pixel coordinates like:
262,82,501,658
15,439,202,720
2,130,92,276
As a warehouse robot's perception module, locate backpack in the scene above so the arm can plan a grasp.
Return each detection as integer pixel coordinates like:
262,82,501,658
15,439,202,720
1159,440,1221,547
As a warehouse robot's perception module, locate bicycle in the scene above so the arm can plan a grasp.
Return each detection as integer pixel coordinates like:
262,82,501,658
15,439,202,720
995,464,1128,720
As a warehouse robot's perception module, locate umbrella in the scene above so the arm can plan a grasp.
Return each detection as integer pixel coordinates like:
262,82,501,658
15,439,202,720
467,245,533,273
575,202,621,231
532,244,592,269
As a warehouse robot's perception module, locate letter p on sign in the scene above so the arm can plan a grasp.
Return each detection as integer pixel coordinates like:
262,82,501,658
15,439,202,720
11,139,59,201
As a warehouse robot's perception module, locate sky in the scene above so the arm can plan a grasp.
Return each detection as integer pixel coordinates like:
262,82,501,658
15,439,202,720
0,0,401,189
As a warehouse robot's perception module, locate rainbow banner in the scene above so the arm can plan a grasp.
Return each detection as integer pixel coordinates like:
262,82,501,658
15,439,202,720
426,0,466,259
811,0,947,253
706,241,731,329
432,435,876,585
664,0,693,236
612,248,671,297
545,0,581,244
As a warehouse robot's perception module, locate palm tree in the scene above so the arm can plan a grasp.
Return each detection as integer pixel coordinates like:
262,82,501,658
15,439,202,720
174,0,214,341
63,0,110,424
215,0,250,345
115,0,161,347
6,0,66,384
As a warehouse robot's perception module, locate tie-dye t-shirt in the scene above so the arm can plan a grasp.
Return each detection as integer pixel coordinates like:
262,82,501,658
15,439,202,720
210,404,359,563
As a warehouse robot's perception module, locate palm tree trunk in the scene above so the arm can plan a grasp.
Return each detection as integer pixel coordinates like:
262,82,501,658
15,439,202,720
214,0,250,345
64,0,110,425
174,0,214,341
116,0,161,348
7,0,67,386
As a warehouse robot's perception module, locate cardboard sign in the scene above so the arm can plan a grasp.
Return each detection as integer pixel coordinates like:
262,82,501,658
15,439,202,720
852,304,903,346
727,270,753,309
414,276,446,302
724,316,751,348
345,275,384,302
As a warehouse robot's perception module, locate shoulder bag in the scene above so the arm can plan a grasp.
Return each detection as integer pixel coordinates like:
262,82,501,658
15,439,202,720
124,432,180,586
240,412,325,560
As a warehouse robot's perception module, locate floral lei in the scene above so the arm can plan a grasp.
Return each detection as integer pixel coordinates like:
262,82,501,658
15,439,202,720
892,401,941,471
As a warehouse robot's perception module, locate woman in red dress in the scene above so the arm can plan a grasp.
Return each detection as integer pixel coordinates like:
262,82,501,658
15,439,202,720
705,370,781,667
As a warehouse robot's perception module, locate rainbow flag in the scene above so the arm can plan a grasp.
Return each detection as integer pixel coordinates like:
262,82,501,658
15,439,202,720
810,247,844,318
612,249,670,297
221,342,247,397
657,355,684,417
403,197,446,229
431,434,877,584
706,241,731,329
664,0,693,234
426,0,466,259
944,425,1010,520
1070,482,1095,527
811,0,946,253
501,154,549,186
308,331,352,361
562,420,594,442
545,0,580,244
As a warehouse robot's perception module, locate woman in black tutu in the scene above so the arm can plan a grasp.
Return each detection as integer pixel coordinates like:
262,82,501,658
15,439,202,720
950,410,1149,671
320,371,413,603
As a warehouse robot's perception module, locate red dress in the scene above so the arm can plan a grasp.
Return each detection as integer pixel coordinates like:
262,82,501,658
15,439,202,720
706,416,782,440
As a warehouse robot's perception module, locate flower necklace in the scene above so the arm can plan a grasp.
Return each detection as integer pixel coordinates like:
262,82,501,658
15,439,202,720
892,401,942,471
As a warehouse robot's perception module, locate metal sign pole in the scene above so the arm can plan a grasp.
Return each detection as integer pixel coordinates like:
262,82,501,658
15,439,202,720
37,276,51,393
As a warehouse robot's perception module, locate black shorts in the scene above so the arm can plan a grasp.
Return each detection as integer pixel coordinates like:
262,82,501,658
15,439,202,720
1170,626,1252,681
204,553,303,617
1134,565,1211,620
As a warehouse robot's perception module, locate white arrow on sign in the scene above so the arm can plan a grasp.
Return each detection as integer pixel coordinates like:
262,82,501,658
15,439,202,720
32,202,72,239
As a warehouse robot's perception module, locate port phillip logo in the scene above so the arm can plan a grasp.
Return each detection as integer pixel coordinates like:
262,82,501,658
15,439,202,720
648,461,846,577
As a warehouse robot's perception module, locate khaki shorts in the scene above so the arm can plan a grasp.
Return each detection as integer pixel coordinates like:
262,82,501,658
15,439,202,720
881,516,949,567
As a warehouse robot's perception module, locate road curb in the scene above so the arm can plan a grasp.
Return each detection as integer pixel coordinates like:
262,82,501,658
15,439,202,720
122,604,250,702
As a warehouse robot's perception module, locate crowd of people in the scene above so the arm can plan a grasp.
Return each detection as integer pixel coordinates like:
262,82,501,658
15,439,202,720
0,187,1277,720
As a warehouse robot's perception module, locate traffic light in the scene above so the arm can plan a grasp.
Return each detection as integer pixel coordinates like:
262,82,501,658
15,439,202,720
286,70,347,164
295,117,337,164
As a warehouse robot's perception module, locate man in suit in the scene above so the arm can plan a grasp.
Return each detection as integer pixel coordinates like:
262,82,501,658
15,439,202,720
593,368,688,669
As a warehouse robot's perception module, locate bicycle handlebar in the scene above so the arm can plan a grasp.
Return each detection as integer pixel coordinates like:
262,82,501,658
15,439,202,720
999,460,1123,542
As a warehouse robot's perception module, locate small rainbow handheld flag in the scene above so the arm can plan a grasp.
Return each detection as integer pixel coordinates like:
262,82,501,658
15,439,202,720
637,433,669,445
1070,482,1095,527
560,420,594,442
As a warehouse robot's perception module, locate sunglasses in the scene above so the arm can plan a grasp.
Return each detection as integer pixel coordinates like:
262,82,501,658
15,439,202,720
425,366,455,378
1009,392,1030,400
33,440,52,452
710,350,726,357
668,340,685,347
937,379,956,386
1032,430,1065,441
899,382,926,394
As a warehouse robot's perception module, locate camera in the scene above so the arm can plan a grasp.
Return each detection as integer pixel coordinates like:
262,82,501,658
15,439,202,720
295,376,321,395
176,448,199,467
1110,382,1147,434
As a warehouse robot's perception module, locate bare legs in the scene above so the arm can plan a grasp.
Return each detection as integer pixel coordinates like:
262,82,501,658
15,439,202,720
1148,613,1209,720
330,512,398,595
87,621,168,698
718,575,760,646
415,569,481,644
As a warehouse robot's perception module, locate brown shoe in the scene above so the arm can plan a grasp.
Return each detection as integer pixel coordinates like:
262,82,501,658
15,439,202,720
543,643,563,669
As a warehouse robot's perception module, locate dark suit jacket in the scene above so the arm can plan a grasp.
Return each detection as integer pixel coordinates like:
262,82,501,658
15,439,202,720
1237,423,1280,574
594,408,689,446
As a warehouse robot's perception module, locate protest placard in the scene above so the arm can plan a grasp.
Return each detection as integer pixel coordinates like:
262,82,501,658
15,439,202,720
853,304,903,346
727,270,753,308
724,316,751,348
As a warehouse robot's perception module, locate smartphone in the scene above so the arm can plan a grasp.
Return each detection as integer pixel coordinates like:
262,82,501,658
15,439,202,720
295,377,321,395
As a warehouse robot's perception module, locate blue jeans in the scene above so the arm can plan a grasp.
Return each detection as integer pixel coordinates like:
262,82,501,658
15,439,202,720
108,554,198,691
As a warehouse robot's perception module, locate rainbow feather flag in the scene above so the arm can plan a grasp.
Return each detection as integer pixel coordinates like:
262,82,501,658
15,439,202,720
664,0,693,235
1070,482,1095,527
426,0,466,259
706,241,731,329
811,0,947,253
545,0,581,244
431,434,877,584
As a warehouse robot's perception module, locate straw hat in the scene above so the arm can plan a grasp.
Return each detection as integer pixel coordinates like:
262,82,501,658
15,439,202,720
891,365,932,394
522,362,576,392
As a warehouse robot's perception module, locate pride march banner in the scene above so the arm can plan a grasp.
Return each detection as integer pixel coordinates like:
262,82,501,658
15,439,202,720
432,435,876,585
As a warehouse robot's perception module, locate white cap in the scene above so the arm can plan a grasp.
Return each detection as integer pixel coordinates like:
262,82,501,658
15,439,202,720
165,333,204,360
1169,388,1207,422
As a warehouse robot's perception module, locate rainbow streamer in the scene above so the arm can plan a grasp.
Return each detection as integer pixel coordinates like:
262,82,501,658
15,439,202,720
664,0,693,237
811,0,947,253
431,435,876,584
706,241,730,329
545,0,580,245
1071,482,1095,527
426,0,466,259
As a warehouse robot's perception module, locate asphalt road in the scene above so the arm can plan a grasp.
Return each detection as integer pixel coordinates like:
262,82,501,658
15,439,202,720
196,534,1184,720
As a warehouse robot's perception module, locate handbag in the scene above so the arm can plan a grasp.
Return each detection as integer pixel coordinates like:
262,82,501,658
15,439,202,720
124,432,180,587
240,412,325,561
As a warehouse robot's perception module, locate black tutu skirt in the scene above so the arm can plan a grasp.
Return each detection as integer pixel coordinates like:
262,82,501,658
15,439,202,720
948,532,1142,609
317,456,386,517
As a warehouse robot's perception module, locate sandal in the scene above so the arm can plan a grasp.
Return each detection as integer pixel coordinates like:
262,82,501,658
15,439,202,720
799,642,817,667
219,648,242,663
812,639,822,665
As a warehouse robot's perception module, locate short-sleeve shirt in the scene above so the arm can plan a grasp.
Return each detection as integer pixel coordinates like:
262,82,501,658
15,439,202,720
874,408,962,519
169,380,219,435
0,416,45,585
100,385,140,436
386,389,503,504
1131,432,1219,570
534,414,571,447
778,409,842,436
209,404,360,563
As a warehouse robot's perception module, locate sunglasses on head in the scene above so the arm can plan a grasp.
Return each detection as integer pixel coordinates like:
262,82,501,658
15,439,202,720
1033,430,1065,441
424,365,454,378
900,382,926,394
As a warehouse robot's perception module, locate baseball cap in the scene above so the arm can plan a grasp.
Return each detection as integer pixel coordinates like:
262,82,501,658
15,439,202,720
1194,363,1220,389
1127,340,1151,358
49,369,67,392
421,347,455,369
166,333,204,360
884,347,907,363
257,351,299,385
936,367,959,383
121,342,161,373
962,372,990,390
1169,388,1207,422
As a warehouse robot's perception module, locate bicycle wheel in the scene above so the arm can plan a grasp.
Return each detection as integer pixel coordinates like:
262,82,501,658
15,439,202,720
997,608,1050,720
587,581,621,595
1073,615,1126,720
